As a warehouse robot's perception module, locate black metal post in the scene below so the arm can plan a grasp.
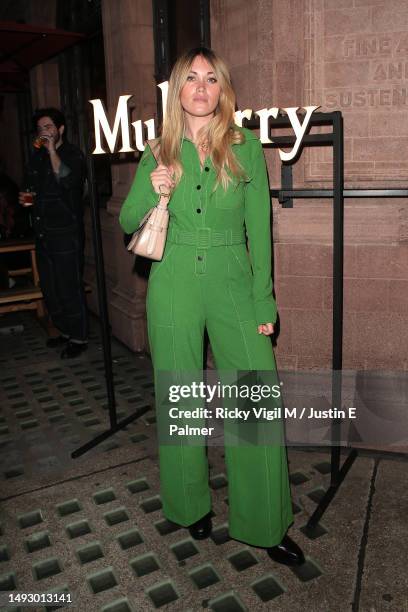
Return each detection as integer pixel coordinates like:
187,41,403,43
245,111,359,529
88,149,116,424
263,114,406,527
306,112,356,528
330,111,344,484
71,147,150,459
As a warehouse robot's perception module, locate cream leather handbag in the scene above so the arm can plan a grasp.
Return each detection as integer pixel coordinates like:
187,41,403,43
126,138,170,261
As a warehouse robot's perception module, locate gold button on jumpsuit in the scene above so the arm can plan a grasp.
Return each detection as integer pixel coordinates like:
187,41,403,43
119,125,294,547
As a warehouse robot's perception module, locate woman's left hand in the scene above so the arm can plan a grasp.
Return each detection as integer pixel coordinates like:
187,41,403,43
258,323,274,335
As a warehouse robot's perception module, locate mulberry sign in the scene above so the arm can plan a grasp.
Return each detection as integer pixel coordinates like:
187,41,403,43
90,81,319,162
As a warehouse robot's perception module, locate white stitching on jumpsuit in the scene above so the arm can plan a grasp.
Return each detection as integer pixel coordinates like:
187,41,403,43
226,247,253,370
168,243,189,521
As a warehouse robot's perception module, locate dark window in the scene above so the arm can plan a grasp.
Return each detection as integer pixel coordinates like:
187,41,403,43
153,0,211,123
168,0,209,64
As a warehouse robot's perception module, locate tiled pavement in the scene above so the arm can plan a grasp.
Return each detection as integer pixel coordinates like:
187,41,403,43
0,313,407,612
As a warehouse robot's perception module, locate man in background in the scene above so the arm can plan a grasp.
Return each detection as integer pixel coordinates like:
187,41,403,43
19,108,88,358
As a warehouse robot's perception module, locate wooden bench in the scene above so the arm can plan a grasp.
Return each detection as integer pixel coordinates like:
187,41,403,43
0,239,45,317
0,239,92,322
0,286,44,314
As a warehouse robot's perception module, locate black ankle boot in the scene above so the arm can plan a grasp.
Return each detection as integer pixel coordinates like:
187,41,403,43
267,533,305,566
188,513,212,540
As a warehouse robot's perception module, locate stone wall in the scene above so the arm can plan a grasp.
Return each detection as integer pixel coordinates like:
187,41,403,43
211,0,408,371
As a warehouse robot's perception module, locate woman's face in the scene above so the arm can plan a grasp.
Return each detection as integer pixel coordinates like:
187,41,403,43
180,55,221,120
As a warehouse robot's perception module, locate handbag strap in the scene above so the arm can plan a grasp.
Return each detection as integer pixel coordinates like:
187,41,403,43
146,137,161,165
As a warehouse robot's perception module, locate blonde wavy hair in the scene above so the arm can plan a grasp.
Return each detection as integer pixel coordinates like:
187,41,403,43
155,47,248,192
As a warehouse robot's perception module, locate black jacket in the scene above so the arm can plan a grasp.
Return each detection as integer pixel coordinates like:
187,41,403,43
26,140,86,236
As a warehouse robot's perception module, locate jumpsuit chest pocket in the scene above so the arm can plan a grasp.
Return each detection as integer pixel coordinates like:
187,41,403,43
214,177,246,210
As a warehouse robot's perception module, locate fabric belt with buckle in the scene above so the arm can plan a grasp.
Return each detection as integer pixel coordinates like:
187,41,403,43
167,227,246,248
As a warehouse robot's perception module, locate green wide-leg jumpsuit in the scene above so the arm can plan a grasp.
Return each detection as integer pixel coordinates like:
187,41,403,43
119,125,294,547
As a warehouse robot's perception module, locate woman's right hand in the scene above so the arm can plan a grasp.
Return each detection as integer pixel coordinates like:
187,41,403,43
150,164,175,203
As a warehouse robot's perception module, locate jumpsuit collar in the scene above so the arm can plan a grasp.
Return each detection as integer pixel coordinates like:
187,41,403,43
181,137,212,170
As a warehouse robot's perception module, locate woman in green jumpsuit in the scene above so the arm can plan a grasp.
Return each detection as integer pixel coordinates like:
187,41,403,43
120,47,304,565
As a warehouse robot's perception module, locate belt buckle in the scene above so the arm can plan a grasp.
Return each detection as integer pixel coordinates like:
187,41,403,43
197,227,211,249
